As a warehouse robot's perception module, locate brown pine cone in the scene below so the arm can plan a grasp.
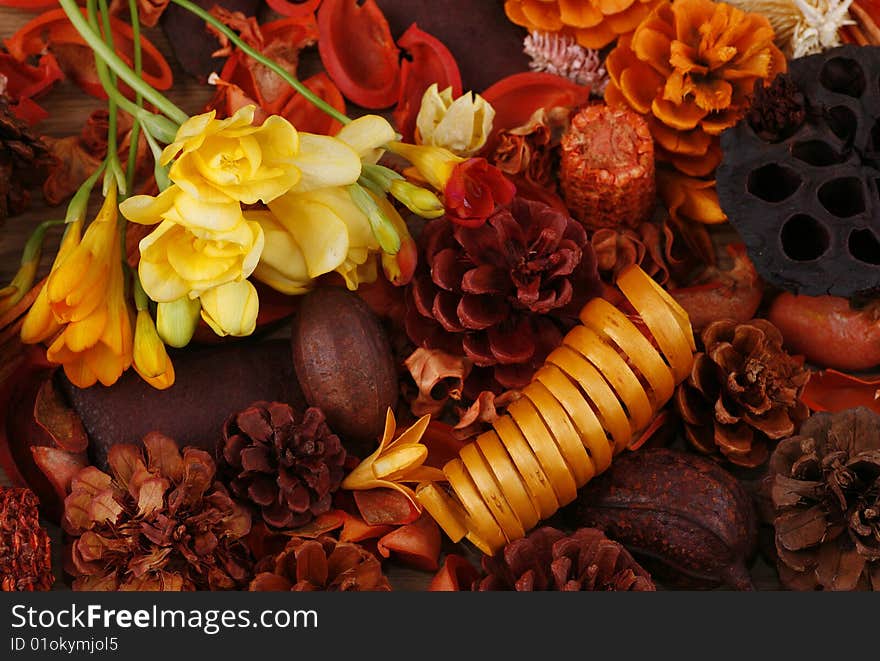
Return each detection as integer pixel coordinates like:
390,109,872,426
63,433,253,591
768,408,880,591
1,488,53,592
477,527,655,591
250,535,391,591
405,197,602,390
0,96,51,221
675,318,810,468
219,402,346,529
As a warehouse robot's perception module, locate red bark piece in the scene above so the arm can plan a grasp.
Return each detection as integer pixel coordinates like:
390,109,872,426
429,554,480,591
317,0,400,108
0,0,56,6
265,0,322,18
353,488,420,526
801,370,880,415
4,8,172,98
33,379,88,453
376,513,441,571
279,72,346,135
480,73,591,155
392,24,462,143
338,510,394,543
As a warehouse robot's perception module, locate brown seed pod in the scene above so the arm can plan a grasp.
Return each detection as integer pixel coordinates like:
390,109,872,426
291,287,398,453
574,448,757,589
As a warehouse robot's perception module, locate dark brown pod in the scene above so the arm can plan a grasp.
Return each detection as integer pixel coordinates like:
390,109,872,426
574,448,757,590
291,287,398,453
61,340,304,471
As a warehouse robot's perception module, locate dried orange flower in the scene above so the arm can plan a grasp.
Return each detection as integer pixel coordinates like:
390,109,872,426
505,0,664,49
605,0,786,177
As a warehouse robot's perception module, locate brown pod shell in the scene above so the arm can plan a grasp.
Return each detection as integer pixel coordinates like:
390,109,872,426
292,287,398,453
575,448,757,589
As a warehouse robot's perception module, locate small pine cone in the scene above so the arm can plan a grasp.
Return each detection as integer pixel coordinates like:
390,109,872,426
220,402,346,529
0,488,53,592
0,96,52,221
477,527,655,591
560,104,655,230
250,535,391,591
768,408,880,591
676,319,810,468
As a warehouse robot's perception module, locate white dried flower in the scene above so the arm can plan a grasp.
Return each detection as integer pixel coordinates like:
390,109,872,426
723,0,854,57
523,31,608,95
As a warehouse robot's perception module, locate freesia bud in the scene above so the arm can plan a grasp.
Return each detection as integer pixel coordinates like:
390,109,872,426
156,296,201,348
416,83,495,157
386,141,463,191
133,309,175,389
199,280,259,338
389,180,445,219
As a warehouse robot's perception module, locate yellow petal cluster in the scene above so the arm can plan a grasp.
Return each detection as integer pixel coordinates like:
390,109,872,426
253,115,400,295
21,187,134,388
415,84,495,157
121,108,397,334
342,409,446,509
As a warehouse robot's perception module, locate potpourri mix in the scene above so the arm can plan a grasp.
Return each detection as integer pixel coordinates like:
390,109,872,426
2,0,880,591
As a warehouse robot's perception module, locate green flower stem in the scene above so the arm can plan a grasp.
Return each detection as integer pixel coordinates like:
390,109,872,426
65,160,107,223
133,272,149,311
58,0,188,126
93,0,126,195
21,220,65,265
168,0,351,126
125,0,143,197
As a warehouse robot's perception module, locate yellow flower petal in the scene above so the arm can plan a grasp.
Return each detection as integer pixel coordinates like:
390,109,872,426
199,279,259,337
335,114,396,163
268,193,350,278
289,133,362,193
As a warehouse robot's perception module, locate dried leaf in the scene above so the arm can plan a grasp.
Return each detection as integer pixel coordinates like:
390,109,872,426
405,347,471,417
376,513,441,571
33,378,88,452
353,488,420,526
88,490,123,526
107,444,145,492
144,431,183,483
429,554,480,591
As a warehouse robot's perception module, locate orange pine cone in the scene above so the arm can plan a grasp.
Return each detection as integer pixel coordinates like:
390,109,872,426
505,0,663,50
560,104,655,229
604,0,786,177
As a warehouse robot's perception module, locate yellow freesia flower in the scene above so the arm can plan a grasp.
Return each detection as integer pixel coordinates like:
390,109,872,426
258,186,380,294
21,219,83,345
416,84,495,157
47,189,120,324
120,186,265,303
133,309,175,390
199,280,259,337
44,187,133,388
162,106,300,205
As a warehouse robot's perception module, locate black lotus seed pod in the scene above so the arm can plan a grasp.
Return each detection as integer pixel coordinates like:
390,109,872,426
718,45,880,297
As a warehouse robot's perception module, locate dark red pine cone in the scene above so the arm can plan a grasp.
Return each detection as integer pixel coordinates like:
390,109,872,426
477,527,654,591
220,402,346,529
405,197,602,390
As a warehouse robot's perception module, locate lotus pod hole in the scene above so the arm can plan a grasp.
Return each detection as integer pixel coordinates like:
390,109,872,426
818,177,865,217
849,229,880,265
780,215,829,262
819,57,865,98
718,46,880,297
747,163,802,202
